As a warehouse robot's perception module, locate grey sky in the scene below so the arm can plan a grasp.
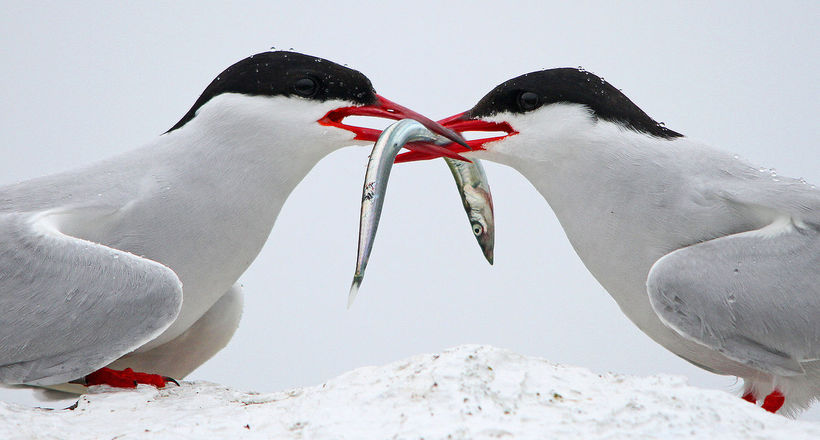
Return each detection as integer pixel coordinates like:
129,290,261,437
1,1,818,419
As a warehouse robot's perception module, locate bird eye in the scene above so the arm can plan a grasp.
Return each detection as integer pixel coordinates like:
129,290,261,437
517,91,540,111
472,223,483,236
293,77,319,97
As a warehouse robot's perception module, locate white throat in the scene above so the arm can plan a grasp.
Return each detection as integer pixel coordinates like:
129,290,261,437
56,93,367,348
466,104,780,374
161,94,361,192
466,104,710,322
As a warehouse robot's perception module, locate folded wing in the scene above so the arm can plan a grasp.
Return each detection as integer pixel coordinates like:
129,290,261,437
647,217,820,377
0,212,182,385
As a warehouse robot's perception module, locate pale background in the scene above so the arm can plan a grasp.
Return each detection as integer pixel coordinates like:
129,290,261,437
1,0,818,420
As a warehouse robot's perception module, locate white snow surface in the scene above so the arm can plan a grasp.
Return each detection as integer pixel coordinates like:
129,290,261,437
1,345,818,439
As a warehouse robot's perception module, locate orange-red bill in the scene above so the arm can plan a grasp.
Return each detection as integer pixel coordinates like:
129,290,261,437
318,95,470,159
395,113,517,163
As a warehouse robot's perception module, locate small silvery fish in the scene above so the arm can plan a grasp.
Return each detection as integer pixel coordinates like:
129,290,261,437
444,157,495,264
349,119,495,306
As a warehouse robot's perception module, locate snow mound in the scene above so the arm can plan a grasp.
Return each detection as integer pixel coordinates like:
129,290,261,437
1,345,818,439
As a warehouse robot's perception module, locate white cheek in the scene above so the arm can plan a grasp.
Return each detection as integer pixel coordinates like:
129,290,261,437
219,94,361,147
463,104,598,169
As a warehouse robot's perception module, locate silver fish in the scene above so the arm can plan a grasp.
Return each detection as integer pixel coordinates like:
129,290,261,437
444,157,495,264
349,119,495,306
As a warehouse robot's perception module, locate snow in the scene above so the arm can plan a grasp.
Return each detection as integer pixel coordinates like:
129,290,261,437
1,345,818,439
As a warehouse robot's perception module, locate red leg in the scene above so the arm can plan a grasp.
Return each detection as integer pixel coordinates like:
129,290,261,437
741,392,756,404
761,390,785,413
85,367,177,388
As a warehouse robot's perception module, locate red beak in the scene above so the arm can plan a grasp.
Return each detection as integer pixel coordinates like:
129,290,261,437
394,112,517,163
318,95,472,161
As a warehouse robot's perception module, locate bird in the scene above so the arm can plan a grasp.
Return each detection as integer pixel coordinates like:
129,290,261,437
396,68,820,416
0,50,465,390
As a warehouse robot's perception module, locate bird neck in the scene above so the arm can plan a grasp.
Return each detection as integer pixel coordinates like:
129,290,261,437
154,94,358,204
476,107,686,209
471,112,693,333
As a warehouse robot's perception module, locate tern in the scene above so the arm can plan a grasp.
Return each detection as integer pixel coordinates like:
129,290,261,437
0,51,465,389
398,68,820,415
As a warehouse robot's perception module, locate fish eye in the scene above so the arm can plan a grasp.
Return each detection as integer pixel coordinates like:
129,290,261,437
517,91,540,111
293,77,319,97
472,224,483,236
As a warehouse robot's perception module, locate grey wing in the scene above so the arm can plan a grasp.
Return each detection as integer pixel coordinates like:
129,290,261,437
714,173,820,226
0,213,182,385
647,218,820,377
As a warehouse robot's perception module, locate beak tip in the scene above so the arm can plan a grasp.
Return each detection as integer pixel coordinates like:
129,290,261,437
453,136,471,150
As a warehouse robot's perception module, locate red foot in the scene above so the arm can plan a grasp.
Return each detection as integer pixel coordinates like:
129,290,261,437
85,367,171,388
741,392,756,404
761,390,785,413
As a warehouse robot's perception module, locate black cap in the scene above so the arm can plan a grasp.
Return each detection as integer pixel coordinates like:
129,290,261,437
168,51,378,132
467,68,681,139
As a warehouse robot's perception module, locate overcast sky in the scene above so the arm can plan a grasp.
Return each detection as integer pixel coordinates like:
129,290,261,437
1,1,818,419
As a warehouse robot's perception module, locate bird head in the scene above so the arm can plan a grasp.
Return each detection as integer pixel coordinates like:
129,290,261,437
395,68,681,166
166,51,467,157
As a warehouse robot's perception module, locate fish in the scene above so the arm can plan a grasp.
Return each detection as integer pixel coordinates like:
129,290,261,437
444,157,495,264
349,119,495,306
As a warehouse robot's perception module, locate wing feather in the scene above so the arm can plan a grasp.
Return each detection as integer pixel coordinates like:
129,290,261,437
647,217,820,376
0,212,182,385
